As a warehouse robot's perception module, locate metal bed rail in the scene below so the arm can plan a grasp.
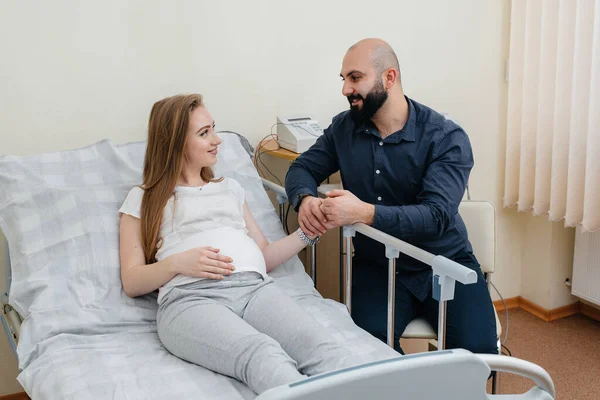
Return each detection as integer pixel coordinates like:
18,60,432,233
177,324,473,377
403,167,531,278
263,179,477,350
341,223,476,349
261,178,317,283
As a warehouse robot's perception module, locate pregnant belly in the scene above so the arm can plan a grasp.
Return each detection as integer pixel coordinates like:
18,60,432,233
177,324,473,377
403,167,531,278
161,228,267,274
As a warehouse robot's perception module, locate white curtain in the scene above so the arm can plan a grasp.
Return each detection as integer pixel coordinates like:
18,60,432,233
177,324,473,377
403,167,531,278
504,0,600,232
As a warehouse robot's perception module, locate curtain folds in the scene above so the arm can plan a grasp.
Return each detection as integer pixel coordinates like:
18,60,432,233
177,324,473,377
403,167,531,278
504,0,600,232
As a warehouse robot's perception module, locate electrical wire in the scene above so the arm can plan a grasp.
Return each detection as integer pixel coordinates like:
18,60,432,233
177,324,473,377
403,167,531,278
257,146,282,186
253,131,283,186
490,280,509,345
254,121,319,190
284,203,292,235
252,126,278,167
501,344,512,357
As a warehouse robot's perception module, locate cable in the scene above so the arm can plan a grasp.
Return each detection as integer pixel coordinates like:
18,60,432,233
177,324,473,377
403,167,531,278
260,125,281,155
257,146,282,186
253,132,283,186
501,343,512,357
284,203,291,235
254,120,317,188
252,126,279,168
490,280,509,345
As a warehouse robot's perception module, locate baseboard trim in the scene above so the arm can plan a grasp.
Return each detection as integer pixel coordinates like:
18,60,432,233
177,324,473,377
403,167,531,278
0,392,29,400
493,296,591,322
518,297,552,321
549,302,581,321
493,297,520,312
579,302,600,321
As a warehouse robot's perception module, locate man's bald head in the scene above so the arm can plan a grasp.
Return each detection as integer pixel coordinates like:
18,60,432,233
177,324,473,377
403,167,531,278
347,38,401,78
340,38,403,123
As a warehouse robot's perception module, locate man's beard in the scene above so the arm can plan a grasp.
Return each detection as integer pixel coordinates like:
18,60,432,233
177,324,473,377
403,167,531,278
347,80,389,124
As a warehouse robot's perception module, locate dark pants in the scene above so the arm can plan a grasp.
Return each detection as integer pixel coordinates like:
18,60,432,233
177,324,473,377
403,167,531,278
351,249,498,355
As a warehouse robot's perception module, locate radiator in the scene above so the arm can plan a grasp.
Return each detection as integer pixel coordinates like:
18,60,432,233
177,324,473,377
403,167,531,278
572,227,600,306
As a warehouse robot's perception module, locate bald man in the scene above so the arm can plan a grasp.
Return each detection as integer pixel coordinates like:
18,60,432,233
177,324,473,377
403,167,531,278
285,38,497,355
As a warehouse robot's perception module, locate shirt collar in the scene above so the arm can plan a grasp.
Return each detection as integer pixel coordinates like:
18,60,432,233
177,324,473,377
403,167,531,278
357,96,416,143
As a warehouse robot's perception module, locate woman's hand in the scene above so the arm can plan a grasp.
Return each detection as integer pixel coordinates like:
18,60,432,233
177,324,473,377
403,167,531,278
170,247,235,280
298,196,330,237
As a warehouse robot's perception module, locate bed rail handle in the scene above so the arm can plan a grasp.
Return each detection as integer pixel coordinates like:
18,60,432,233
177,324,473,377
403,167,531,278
342,222,477,351
478,353,555,398
261,178,288,202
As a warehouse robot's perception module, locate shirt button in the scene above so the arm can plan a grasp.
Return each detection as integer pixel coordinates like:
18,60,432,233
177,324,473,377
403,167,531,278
376,170,380,174
377,196,382,201
379,142,383,146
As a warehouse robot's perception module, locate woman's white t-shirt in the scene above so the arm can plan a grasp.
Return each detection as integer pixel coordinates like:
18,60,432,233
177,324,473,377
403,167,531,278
119,178,267,302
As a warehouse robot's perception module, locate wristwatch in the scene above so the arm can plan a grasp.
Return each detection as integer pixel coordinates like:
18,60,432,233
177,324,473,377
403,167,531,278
297,228,321,246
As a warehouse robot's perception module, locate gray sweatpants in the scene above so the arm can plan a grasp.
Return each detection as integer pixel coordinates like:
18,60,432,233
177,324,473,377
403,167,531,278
157,272,368,394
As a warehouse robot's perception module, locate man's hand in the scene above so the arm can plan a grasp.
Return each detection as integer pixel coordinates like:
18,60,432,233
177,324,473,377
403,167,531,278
320,189,375,227
298,196,330,237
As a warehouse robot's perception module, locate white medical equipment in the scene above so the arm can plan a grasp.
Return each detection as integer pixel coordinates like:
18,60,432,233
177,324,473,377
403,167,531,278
0,133,555,399
276,116,324,153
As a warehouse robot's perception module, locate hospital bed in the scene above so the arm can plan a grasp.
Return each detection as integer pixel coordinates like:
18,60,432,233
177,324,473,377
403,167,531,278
0,132,554,399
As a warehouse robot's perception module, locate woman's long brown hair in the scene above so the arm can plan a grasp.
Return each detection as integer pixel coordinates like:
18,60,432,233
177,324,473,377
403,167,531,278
140,94,218,264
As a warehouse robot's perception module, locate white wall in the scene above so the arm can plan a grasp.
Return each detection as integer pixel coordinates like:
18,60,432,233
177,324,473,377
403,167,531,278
0,0,515,395
0,1,511,154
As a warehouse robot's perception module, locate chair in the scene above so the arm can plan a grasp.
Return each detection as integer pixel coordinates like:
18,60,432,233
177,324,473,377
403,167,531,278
401,200,502,391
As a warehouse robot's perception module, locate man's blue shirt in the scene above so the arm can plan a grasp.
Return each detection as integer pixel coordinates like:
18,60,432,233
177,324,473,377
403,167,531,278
285,97,474,301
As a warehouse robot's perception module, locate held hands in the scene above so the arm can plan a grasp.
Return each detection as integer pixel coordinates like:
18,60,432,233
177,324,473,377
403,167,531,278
298,190,375,237
321,189,375,227
298,196,332,237
171,246,235,280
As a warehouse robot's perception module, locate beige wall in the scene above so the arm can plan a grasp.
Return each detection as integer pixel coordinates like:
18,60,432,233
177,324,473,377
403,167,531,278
521,216,554,306
548,223,577,309
520,216,577,310
0,0,579,395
